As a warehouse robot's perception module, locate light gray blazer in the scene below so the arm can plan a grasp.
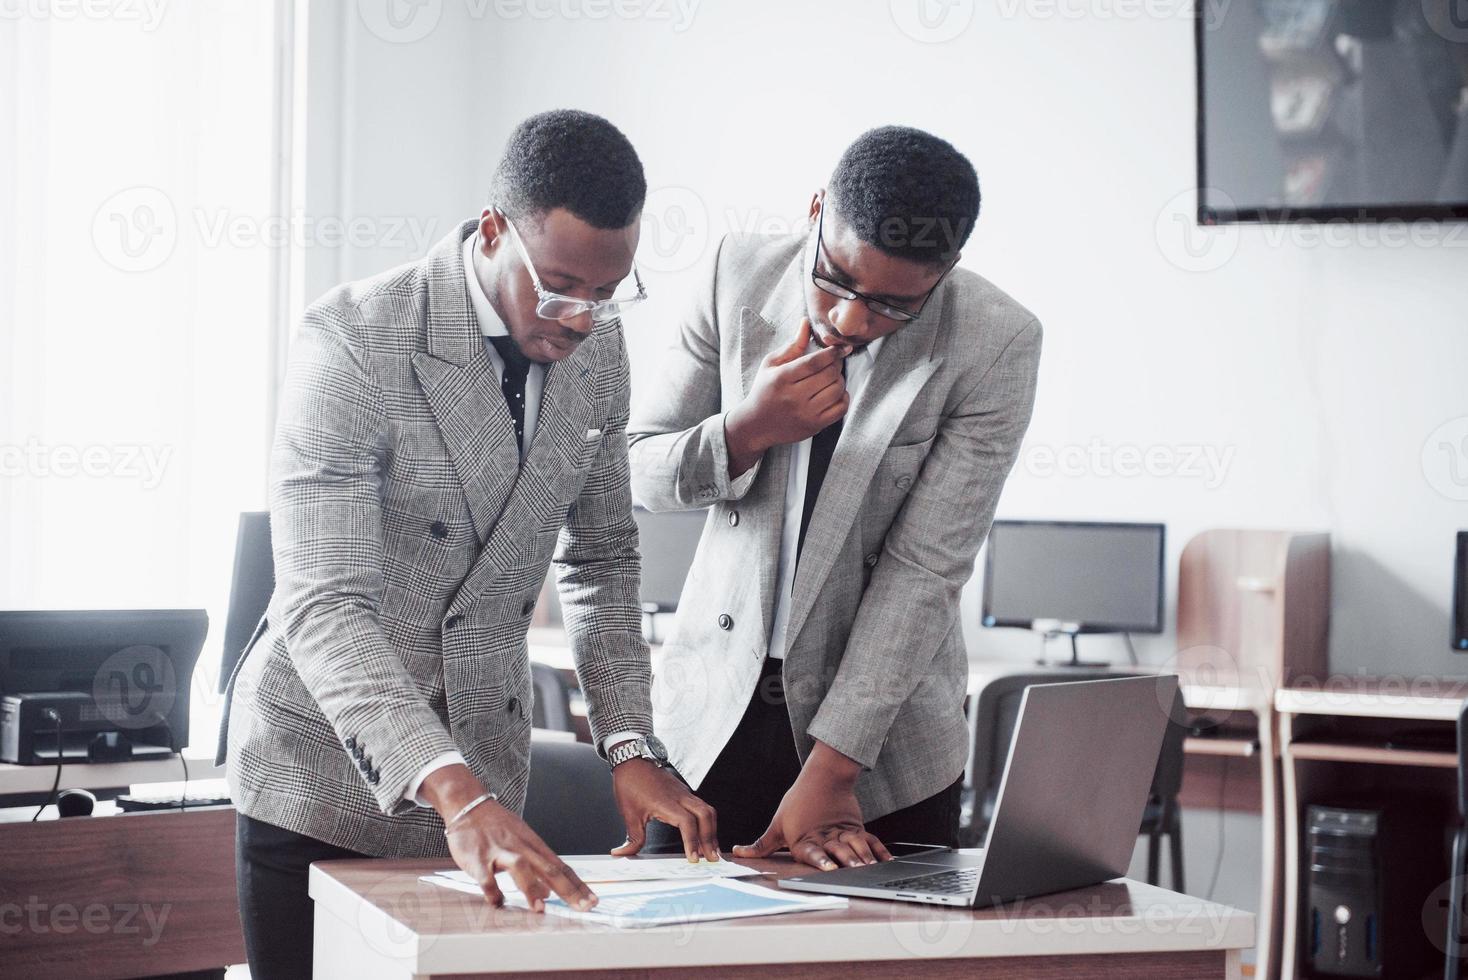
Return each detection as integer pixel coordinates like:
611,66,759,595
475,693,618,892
627,232,1041,821
219,220,651,857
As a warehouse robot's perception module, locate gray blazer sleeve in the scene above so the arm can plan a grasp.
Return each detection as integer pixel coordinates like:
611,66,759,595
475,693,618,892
269,313,460,814
806,318,1043,769
554,328,654,751
627,236,760,511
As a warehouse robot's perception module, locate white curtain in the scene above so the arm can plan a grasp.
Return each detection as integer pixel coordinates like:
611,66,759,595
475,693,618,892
1,2,283,749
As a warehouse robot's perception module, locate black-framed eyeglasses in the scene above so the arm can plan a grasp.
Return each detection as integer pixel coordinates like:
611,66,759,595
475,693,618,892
810,207,951,323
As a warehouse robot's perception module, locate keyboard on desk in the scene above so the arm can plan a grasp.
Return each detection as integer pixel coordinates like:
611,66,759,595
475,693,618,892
116,791,232,812
879,866,980,895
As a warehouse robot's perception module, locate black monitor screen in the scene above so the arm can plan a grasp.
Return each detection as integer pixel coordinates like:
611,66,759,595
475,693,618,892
632,507,707,611
1198,0,1468,220
982,521,1165,634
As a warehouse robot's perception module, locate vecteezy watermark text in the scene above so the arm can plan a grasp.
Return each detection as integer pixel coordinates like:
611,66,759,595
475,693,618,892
0,439,173,490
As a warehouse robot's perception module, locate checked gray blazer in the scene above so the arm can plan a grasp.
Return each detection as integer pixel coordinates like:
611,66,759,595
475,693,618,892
627,231,1041,823
219,220,651,857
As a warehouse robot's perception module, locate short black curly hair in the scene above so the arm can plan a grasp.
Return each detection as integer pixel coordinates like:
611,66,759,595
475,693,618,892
489,109,646,230
828,126,979,267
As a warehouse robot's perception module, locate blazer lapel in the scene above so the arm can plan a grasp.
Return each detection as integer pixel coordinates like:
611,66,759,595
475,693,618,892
411,220,522,546
736,249,808,642
780,288,948,653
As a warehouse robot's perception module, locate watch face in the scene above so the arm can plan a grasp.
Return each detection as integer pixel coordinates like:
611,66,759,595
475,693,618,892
643,735,669,762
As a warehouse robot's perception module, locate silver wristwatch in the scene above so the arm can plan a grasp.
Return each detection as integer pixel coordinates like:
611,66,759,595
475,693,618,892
607,734,670,771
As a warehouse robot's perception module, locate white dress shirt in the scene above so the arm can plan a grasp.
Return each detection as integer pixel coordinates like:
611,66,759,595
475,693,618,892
407,234,635,807
767,337,884,660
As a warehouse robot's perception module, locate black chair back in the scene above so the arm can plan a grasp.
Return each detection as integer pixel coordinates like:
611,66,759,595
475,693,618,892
531,663,574,733
522,736,624,854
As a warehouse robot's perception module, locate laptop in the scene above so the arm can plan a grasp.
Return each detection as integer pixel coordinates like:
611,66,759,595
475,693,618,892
778,673,1179,908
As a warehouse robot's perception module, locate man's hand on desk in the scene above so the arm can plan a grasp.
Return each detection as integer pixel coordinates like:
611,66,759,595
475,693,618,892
607,752,721,864
421,763,597,913
732,739,894,871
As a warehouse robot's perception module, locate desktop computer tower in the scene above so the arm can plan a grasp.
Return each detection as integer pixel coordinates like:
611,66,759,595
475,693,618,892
1305,803,1445,978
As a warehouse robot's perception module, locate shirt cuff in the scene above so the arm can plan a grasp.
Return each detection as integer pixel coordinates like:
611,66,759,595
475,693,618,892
600,731,643,756
717,412,761,499
409,750,468,807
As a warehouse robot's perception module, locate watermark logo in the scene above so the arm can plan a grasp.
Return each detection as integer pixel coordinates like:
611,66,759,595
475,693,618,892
1423,416,1468,501
92,186,177,273
1021,439,1236,489
1423,0,1468,43
0,439,173,489
0,0,169,30
0,898,171,945
92,645,177,731
1155,188,1238,273
357,0,443,43
639,186,710,274
890,0,974,43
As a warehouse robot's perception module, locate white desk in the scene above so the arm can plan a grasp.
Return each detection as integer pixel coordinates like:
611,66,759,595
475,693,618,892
311,857,1255,979
0,749,224,797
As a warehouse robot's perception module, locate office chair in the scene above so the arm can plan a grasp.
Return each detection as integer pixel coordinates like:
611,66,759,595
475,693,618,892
1447,696,1468,980
531,662,574,733
219,512,274,693
961,670,1188,893
523,734,625,854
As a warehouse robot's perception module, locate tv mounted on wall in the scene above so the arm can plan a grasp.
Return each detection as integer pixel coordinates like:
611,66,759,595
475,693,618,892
1196,0,1468,223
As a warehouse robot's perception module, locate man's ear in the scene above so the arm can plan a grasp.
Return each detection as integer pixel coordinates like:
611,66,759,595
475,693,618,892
478,208,508,256
808,189,825,225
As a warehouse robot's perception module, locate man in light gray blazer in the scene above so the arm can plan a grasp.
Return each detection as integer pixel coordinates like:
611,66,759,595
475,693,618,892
628,127,1041,871
220,111,716,979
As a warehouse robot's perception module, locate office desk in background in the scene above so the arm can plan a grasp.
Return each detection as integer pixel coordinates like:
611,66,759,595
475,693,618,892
311,857,1255,979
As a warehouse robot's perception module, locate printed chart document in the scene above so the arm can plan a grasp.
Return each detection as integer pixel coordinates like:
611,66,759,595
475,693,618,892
422,856,759,896
420,859,846,928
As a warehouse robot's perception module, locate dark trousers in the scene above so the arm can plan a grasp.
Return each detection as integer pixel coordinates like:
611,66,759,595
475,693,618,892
648,656,962,853
235,812,370,980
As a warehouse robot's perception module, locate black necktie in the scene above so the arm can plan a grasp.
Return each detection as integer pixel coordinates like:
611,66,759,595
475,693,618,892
796,360,847,564
487,334,532,453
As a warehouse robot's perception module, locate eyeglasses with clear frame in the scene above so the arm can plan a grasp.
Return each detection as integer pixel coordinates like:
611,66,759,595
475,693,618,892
501,212,647,325
810,207,951,323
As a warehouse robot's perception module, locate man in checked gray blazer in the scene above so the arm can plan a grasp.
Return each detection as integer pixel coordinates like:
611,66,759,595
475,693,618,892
628,127,1042,871
220,111,715,979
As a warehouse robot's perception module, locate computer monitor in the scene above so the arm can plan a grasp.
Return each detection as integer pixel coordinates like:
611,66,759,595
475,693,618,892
982,520,1166,664
1454,531,1467,653
219,512,274,693
632,507,707,612
0,608,208,751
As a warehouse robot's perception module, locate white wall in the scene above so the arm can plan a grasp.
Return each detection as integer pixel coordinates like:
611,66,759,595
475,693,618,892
309,0,1468,684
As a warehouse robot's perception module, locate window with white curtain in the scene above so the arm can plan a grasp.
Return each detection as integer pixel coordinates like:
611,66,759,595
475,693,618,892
1,2,285,751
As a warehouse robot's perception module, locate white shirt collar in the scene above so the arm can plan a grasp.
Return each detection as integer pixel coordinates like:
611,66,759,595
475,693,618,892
463,232,509,338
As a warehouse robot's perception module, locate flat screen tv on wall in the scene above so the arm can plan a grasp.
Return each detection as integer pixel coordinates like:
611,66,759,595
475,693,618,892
1196,0,1468,222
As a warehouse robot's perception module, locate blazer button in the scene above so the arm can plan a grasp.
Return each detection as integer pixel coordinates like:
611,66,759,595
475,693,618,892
521,599,535,617
506,696,520,715
717,613,733,631
429,521,448,539
368,769,380,785
344,736,356,750
728,509,740,527
865,553,879,568
895,475,913,490
351,745,363,761
445,614,463,630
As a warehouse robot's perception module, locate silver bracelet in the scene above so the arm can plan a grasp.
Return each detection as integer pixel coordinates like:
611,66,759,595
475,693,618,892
445,791,496,830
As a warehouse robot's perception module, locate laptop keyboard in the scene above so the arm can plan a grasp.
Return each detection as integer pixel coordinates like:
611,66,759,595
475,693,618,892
879,866,979,895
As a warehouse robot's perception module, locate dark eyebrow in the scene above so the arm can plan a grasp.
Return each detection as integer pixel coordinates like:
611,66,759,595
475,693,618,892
818,251,927,307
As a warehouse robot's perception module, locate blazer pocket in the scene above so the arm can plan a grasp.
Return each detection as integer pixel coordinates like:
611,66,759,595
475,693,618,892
877,434,936,490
